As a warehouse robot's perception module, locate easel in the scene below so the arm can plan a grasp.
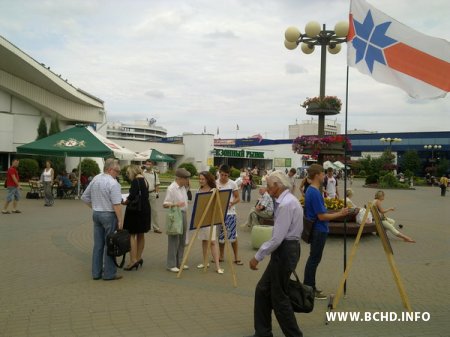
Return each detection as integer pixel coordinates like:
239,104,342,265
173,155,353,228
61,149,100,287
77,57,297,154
330,202,412,314
176,189,238,287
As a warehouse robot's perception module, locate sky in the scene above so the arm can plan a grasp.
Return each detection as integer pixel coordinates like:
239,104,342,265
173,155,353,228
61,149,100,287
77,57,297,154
0,0,449,139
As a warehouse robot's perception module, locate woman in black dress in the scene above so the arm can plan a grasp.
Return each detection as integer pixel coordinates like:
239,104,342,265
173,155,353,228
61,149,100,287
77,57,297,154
122,165,151,270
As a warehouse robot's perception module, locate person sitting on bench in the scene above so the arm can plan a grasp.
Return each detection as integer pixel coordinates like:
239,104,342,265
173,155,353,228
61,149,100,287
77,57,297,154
242,184,274,228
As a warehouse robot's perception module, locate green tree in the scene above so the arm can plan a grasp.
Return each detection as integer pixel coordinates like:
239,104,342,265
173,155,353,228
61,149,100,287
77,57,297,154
178,162,197,177
436,158,449,177
18,158,40,180
36,117,48,140
400,150,421,176
49,117,61,135
81,158,100,177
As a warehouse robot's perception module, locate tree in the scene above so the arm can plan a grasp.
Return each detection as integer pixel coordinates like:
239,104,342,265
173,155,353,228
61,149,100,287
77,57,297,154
400,150,421,176
81,158,100,177
178,162,197,177
436,158,449,177
49,117,61,135
36,117,48,140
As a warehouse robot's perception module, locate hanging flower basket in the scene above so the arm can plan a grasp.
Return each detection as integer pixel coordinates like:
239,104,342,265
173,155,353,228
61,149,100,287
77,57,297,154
292,135,351,158
301,96,342,116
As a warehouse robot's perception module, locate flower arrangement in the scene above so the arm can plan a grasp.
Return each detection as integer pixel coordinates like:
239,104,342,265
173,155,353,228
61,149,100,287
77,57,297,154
324,198,345,210
292,135,352,157
301,96,342,112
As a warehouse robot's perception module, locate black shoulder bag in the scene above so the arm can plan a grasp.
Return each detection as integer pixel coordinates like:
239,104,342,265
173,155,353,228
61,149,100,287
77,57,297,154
301,216,316,244
288,270,315,313
106,229,131,268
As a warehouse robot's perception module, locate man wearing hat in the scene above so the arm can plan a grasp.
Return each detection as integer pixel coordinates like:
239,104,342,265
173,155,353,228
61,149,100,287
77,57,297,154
163,167,191,272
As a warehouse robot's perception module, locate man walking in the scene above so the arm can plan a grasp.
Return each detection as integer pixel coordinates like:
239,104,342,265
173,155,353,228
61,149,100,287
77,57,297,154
304,164,348,299
247,171,303,337
143,160,162,233
81,158,123,281
2,159,21,214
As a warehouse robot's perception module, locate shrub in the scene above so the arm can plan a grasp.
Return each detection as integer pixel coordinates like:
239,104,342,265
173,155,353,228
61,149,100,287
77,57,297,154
230,167,240,179
18,158,40,180
121,165,130,183
178,162,197,177
359,170,366,177
209,166,218,177
81,158,100,177
379,173,397,187
365,174,379,185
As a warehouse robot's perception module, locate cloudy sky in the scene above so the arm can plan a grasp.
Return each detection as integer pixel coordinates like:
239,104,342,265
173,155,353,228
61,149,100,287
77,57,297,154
1,0,449,138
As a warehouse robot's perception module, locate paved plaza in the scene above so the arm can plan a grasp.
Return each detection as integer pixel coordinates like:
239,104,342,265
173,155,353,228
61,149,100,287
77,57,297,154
0,179,449,337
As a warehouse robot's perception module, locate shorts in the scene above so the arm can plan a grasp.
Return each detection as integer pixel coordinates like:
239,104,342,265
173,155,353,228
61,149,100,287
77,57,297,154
6,187,20,202
218,214,237,243
197,225,217,241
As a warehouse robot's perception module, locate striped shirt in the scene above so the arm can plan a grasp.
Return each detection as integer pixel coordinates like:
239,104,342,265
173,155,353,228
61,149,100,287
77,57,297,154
81,173,122,212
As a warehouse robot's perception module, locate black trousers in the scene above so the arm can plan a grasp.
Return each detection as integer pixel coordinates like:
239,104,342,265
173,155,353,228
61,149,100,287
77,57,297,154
254,240,302,337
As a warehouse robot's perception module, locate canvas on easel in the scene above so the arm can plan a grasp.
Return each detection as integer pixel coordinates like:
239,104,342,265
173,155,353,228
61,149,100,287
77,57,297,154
176,189,237,287
329,201,411,319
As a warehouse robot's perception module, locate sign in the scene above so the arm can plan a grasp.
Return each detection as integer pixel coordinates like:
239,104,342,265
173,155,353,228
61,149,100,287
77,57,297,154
213,148,264,159
207,157,213,166
214,139,236,147
274,158,291,167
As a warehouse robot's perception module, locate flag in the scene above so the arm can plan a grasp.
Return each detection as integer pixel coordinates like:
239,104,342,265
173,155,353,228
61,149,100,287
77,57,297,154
348,0,450,99
217,127,219,135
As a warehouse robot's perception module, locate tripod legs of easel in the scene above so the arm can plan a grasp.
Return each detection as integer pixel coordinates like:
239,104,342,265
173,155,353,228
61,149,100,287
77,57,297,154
331,202,411,314
176,189,237,287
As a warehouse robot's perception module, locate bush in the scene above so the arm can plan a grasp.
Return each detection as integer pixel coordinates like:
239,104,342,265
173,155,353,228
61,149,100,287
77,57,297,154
379,173,397,187
365,174,379,184
209,166,218,177
252,175,262,186
121,165,130,183
81,158,100,177
178,162,197,177
18,158,40,180
230,167,240,179
359,170,366,177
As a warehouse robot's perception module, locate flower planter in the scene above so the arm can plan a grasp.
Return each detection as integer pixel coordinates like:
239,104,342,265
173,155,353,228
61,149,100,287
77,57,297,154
306,107,340,116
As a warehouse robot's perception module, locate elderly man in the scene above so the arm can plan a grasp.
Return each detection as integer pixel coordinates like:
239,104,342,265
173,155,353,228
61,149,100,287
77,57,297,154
242,185,274,228
247,171,303,337
81,158,123,281
163,167,191,272
2,159,21,214
143,160,162,233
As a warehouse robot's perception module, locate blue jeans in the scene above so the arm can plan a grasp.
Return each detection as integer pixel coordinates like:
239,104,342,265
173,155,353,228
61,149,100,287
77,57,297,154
242,184,251,202
303,229,328,290
92,211,118,280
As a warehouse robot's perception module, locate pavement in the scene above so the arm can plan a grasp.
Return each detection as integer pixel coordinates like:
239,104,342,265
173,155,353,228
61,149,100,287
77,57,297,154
0,179,449,337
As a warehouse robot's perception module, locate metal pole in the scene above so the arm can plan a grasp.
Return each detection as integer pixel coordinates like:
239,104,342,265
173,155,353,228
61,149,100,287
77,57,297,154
343,65,349,296
318,24,327,138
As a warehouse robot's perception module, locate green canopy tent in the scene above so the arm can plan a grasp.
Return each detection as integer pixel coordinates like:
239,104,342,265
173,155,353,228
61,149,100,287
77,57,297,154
17,124,136,195
137,148,176,163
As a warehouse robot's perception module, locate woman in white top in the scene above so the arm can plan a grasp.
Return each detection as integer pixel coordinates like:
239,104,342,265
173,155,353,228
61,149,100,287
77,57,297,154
42,160,54,206
196,171,223,274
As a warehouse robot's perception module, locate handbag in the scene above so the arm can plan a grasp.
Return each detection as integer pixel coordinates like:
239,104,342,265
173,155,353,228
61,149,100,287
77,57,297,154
165,207,183,235
288,270,315,313
301,216,315,244
127,179,142,211
106,229,131,268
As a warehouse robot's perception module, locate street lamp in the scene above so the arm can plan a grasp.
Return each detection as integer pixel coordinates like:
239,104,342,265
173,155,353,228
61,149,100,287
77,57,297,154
284,21,348,136
424,144,442,164
380,137,402,152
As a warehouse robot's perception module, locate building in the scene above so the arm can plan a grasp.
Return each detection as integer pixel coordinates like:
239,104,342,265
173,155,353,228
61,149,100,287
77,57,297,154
0,35,105,171
106,119,167,142
289,118,341,138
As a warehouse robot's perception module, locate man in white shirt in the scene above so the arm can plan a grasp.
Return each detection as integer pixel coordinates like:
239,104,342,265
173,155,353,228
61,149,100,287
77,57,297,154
143,160,162,233
324,167,339,199
163,168,191,272
216,165,243,265
286,168,297,193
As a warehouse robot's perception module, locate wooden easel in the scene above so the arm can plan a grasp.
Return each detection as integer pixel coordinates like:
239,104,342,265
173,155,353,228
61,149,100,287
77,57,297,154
176,189,238,287
331,202,412,312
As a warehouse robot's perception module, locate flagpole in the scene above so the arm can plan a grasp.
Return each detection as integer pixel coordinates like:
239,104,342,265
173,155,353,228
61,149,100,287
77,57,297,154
343,65,349,296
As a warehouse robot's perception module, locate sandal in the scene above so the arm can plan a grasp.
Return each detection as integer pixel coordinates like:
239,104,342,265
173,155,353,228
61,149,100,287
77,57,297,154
216,268,224,274
234,260,244,265
12,210,22,213
1,210,11,214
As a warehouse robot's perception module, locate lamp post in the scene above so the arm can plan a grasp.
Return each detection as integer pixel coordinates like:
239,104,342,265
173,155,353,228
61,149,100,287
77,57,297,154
380,137,402,153
284,21,348,137
424,144,442,166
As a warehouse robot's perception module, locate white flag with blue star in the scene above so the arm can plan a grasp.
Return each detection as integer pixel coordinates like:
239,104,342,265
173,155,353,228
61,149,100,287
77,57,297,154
348,0,450,99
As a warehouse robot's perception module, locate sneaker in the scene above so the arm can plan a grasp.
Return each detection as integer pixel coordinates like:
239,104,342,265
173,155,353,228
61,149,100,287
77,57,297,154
182,265,189,270
168,267,179,273
1,210,11,214
315,290,327,300
216,268,224,274
197,263,209,269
